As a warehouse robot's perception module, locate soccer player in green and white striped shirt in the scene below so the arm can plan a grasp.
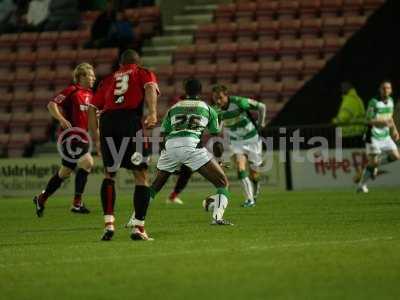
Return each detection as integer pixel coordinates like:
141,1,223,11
357,81,400,193
150,78,233,225
212,84,266,208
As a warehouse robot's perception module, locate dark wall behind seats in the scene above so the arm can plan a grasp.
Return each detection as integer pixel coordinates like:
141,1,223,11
271,0,400,126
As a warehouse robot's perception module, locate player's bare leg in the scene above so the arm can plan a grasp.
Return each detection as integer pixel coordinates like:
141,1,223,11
357,154,380,193
197,160,233,225
168,165,192,204
33,166,73,217
129,168,153,241
234,154,255,207
71,153,93,214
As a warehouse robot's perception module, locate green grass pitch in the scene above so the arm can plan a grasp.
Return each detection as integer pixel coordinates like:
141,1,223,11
1,187,400,300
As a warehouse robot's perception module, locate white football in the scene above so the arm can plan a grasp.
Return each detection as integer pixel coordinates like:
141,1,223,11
202,195,217,211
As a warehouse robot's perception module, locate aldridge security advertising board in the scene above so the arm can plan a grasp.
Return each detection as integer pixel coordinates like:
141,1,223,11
291,148,400,189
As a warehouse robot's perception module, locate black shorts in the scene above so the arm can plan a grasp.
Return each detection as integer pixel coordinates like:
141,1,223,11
60,140,90,170
99,109,150,173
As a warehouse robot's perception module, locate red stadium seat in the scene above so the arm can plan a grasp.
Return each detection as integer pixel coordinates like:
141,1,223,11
54,50,77,71
300,18,322,38
33,88,54,107
277,1,299,20
8,133,31,157
215,63,237,85
57,31,80,50
278,19,301,39
323,36,345,58
35,50,55,72
280,61,303,81
259,82,282,100
16,32,38,53
195,64,216,85
256,1,278,21
320,0,343,17
36,31,59,51
76,49,98,64
237,41,258,63
258,61,281,84
258,20,278,41
214,3,236,23
0,33,18,53
195,24,217,44
237,62,260,84
302,38,323,59
363,0,385,16
11,91,33,113
173,64,195,81
14,69,34,91
322,16,344,38
238,83,261,100
281,80,302,101
156,65,173,86
95,48,118,77
279,39,301,61
0,134,9,154
342,0,363,16
195,43,217,64
0,52,16,73
174,45,195,65
236,2,256,22
299,0,321,18
0,72,14,94
0,93,12,114
237,22,257,43
9,112,32,133
343,16,367,34
15,52,36,73
215,43,237,63
303,59,326,77
0,112,11,131
216,23,237,43
257,40,280,62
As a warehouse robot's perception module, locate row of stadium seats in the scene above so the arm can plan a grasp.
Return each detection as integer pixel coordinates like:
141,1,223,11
158,61,325,85
173,39,345,64
159,80,306,105
0,132,37,157
195,16,366,43
216,0,384,22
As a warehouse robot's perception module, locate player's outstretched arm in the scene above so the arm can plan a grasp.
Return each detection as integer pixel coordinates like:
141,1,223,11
144,84,158,129
47,102,71,129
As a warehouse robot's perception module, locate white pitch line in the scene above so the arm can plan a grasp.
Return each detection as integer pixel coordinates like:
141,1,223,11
0,236,395,269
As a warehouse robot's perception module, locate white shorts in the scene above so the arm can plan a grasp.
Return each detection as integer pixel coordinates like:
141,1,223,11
157,146,212,173
230,136,263,168
366,137,398,155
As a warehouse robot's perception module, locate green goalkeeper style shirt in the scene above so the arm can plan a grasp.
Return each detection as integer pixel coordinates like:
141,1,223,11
216,95,260,141
366,96,394,140
161,97,220,143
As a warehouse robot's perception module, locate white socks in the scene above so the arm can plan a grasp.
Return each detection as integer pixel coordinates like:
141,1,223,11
241,177,255,202
212,193,228,221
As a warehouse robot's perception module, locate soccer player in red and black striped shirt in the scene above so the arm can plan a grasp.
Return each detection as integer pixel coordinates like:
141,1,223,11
33,63,96,217
88,49,159,241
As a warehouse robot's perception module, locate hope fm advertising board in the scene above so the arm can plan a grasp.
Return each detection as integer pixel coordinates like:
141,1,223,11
291,148,400,189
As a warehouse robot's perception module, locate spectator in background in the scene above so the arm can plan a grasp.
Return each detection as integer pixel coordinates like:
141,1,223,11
0,0,16,33
107,10,134,51
43,0,80,31
25,0,50,31
332,82,366,147
85,0,116,48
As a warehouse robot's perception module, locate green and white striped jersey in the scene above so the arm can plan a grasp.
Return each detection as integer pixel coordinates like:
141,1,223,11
366,96,394,140
216,96,260,141
161,98,220,144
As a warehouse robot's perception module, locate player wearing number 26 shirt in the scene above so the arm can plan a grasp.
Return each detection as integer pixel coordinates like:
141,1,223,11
148,78,233,226
88,49,159,241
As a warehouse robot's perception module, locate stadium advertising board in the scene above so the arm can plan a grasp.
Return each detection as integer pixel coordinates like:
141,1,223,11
291,148,400,189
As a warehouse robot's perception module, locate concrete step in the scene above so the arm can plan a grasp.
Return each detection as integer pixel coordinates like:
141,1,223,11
142,45,177,56
173,14,213,26
141,55,172,68
164,24,198,35
183,4,218,14
150,34,193,47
